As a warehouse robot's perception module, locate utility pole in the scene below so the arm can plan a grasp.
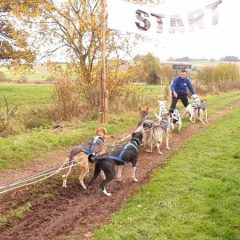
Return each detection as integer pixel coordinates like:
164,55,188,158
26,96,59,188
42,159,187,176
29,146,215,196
100,0,108,123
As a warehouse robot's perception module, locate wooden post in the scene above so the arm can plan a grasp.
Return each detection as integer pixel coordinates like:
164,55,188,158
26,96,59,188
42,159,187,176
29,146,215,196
100,0,108,123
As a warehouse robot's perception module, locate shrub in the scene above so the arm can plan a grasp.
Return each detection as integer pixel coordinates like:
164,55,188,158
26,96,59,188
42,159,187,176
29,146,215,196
51,78,82,121
22,109,52,129
0,71,7,82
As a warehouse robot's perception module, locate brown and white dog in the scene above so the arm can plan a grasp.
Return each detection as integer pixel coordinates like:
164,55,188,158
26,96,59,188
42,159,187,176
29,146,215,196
62,127,107,190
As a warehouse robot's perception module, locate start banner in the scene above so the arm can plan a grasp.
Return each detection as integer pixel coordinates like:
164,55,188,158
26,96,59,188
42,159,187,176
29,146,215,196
107,0,222,35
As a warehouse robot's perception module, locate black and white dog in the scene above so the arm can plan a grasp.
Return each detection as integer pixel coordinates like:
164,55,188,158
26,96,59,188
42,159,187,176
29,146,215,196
87,131,143,196
169,109,182,132
184,94,208,124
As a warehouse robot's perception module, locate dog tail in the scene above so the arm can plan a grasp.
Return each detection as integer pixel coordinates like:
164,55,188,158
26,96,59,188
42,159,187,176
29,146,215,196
88,153,108,164
155,112,160,120
88,153,96,163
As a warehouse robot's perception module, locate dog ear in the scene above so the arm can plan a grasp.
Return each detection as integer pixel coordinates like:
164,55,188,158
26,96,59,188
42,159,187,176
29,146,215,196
98,127,107,136
101,127,107,136
145,107,149,112
96,127,103,136
96,128,100,135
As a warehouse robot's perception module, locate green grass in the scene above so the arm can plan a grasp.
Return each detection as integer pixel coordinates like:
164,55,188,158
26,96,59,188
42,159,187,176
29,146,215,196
93,107,240,240
0,84,53,108
0,84,164,170
0,111,140,170
0,203,31,227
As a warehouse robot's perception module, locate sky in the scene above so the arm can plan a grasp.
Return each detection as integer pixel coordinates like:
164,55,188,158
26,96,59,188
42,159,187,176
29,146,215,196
53,0,240,61
131,0,240,60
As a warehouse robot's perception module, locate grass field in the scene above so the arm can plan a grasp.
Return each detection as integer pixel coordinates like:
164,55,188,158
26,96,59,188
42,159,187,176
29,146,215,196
93,106,240,240
0,83,240,171
0,84,53,108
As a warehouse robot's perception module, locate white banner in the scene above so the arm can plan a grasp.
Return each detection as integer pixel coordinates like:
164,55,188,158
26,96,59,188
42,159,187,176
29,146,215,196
107,0,222,35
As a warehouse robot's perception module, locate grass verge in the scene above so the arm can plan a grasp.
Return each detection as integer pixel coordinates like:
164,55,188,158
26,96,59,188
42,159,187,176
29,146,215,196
93,106,240,240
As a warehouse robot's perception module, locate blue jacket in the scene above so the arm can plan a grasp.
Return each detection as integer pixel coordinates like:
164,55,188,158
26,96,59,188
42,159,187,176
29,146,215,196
171,77,195,95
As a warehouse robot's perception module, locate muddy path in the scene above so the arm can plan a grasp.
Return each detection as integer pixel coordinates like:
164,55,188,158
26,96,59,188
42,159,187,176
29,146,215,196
0,102,239,240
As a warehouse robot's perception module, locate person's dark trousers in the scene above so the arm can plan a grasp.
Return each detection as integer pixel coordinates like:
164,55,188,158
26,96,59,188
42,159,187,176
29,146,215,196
169,94,189,113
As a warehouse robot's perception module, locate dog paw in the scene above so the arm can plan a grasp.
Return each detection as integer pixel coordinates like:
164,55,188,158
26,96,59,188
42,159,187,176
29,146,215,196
62,184,67,188
133,178,138,182
80,183,87,190
158,151,163,155
103,188,112,196
146,149,152,153
116,178,122,182
166,147,171,150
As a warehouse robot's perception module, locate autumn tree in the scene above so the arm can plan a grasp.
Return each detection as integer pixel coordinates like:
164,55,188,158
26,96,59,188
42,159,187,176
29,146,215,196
0,0,43,64
134,53,161,84
36,0,138,118
212,63,240,91
197,66,215,85
106,59,146,101
160,65,175,85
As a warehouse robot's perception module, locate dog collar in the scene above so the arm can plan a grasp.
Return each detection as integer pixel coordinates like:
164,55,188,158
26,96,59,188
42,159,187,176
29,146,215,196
94,136,105,145
132,138,141,146
125,142,138,152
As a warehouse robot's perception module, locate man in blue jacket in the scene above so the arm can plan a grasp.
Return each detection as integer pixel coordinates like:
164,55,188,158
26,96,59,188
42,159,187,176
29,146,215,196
169,70,195,113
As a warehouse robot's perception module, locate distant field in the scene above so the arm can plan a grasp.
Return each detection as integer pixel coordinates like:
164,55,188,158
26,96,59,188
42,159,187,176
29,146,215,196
0,84,53,109
1,61,239,83
164,60,240,73
0,84,164,111
0,66,52,82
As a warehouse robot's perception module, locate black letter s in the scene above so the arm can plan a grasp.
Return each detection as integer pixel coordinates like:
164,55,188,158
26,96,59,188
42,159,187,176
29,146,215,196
135,10,151,31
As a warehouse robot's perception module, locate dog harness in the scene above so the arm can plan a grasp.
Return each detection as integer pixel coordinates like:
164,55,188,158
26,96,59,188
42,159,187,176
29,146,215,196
191,95,201,109
108,140,139,164
79,136,105,155
153,118,169,131
143,118,169,131
201,102,206,110
143,121,153,130
160,108,168,117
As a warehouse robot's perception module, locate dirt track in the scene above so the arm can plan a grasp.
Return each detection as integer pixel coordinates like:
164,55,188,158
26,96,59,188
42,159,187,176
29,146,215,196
0,102,239,240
